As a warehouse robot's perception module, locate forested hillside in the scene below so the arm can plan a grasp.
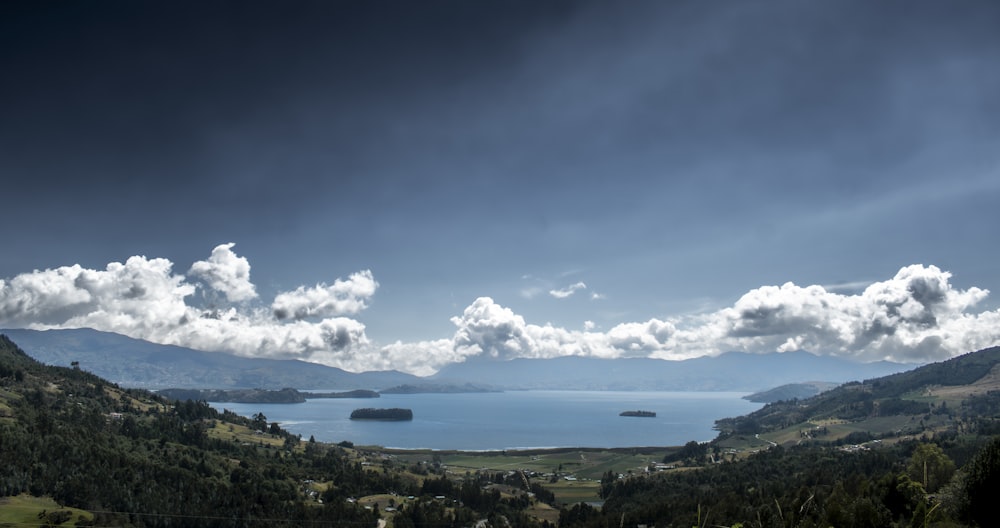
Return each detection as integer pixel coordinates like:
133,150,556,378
565,346,1000,528
570,437,1000,528
0,335,540,527
715,346,1000,438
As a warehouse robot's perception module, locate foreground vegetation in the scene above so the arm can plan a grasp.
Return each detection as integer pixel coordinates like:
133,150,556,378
2,334,999,527
0,494,93,527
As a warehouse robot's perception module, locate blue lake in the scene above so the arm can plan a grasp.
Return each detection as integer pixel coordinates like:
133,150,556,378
210,391,762,450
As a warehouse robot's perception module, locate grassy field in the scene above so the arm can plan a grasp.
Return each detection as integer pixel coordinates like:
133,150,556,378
205,419,290,449
104,385,169,414
386,448,672,505
541,479,603,504
926,364,1000,403
0,387,18,420
525,501,562,524
0,494,93,527
748,412,956,449
425,449,668,480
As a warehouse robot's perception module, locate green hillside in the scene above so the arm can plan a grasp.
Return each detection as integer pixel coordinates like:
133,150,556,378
560,346,1000,528
715,346,1000,445
0,335,543,527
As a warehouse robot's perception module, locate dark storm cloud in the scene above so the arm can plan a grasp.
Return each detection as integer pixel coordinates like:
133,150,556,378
502,1,1000,190
0,1,595,276
2,0,999,369
4,1,998,246
0,2,572,195
8,1,996,211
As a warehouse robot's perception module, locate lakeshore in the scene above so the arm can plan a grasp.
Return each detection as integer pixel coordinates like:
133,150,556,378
210,390,762,450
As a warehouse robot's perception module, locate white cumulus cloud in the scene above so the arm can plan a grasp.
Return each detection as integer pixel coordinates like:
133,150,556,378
707,264,996,363
363,339,465,377
549,281,587,299
450,297,615,360
271,270,378,320
432,264,1000,367
0,246,376,368
188,242,257,302
0,256,193,330
3,250,999,376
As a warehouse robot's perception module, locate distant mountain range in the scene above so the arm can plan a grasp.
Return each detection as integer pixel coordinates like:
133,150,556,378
1,328,916,392
430,352,913,392
0,328,419,390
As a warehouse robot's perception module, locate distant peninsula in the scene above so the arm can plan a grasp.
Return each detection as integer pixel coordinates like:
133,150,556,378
379,383,500,394
742,382,839,403
303,389,380,399
158,388,379,404
350,408,413,421
619,410,656,418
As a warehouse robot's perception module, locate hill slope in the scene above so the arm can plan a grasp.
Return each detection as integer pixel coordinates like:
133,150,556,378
742,381,840,403
715,346,1000,442
0,334,386,526
0,334,557,528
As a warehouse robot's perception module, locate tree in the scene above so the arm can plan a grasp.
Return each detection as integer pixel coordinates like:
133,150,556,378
252,412,268,432
963,436,1000,527
664,440,708,465
906,443,955,493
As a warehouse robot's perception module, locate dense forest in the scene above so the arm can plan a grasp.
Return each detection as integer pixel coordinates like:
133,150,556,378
572,436,1000,528
2,334,1000,527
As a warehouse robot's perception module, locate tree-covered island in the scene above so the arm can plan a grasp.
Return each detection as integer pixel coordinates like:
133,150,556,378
619,410,656,417
350,407,413,420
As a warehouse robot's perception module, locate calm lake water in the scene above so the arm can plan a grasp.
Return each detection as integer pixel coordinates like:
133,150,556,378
209,391,762,450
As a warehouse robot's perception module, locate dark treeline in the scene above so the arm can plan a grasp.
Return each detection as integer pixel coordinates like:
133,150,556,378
574,435,1000,528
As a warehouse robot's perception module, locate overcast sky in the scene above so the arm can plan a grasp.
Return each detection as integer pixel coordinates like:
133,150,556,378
2,1,999,375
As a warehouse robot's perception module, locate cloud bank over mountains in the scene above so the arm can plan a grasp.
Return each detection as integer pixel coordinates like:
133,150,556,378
1,244,998,376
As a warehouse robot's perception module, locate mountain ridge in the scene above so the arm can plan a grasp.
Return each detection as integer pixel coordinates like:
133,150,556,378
431,351,913,391
3,327,916,391
0,328,419,390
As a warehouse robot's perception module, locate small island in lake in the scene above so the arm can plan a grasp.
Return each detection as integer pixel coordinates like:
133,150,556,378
619,410,656,417
350,408,413,421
